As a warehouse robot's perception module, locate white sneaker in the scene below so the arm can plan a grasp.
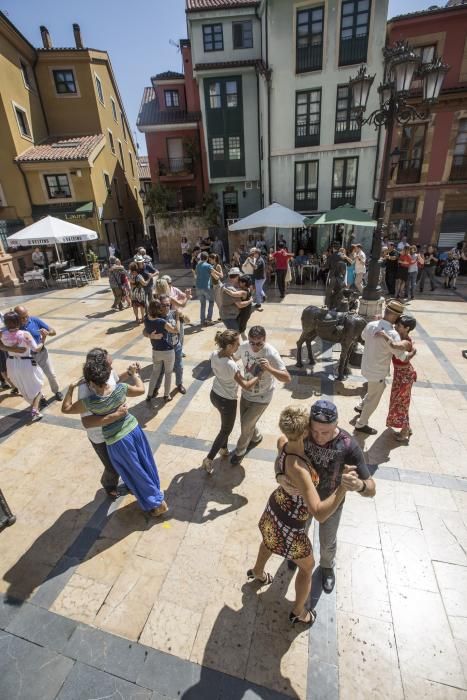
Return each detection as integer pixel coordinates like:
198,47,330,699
219,448,230,457
202,457,214,474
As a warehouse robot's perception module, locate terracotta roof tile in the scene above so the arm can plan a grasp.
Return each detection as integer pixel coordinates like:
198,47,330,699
151,70,185,81
138,156,150,179
16,134,104,163
186,0,259,11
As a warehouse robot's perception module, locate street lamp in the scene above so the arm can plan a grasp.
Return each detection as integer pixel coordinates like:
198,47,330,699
348,41,449,311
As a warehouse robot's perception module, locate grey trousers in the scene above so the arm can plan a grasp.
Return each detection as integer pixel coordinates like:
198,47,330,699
234,396,269,456
148,349,175,397
355,379,386,428
319,502,344,569
35,346,59,394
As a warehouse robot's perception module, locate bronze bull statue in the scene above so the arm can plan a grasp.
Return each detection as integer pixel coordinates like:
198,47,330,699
296,306,367,380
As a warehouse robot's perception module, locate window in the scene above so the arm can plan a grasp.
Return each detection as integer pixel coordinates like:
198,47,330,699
450,119,467,181
118,141,125,170
335,85,361,143
114,179,122,209
209,82,221,109
110,97,118,122
296,6,324,73
20,60,32,88
390,198,417,237
44,174,71,199
414,45,436,64
295,89,321,147
331,157,358,207
226,81,238,108
121,112,127,140
229,136,241,160
103,172,111,193
95,74,104,104
14,105,31,138
392,198,417,214
129,152,135,177
339,0,371,66
53,69,77,94
294,161,319,211
203,24,223,52
212,137,224,160
164,90,180,108
233,21,253,49
108,130,115,154
397,124,426,184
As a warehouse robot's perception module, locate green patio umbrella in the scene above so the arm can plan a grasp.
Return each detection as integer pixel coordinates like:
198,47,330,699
304,204,376,227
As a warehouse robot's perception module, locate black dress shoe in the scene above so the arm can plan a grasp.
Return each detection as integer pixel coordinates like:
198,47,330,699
322,567,335,594
355,425,377,435
230,453,244,466
55,391,63,401
247,435,263,451
39,396,47,408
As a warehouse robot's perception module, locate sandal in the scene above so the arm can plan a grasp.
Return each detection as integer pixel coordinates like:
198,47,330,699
105,489,119,501
246,569,273,585
289,608,317,626
149,501,169,517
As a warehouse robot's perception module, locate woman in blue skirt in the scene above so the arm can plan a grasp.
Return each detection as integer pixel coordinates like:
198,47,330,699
62,353,167,517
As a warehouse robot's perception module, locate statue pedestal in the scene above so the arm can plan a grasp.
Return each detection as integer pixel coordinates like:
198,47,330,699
358,296,385,320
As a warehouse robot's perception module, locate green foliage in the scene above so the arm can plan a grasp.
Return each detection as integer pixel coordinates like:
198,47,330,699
145,184,172,216
202,192,219,226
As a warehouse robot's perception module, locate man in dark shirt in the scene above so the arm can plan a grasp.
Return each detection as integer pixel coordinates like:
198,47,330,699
385,243,399,296
278,400,375,593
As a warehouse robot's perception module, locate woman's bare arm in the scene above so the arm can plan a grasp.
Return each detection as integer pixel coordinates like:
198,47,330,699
287,457,349,523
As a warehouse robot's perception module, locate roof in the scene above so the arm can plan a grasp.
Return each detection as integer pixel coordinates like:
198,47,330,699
195,58,260,70
16,134,104,163
0,10,36,53
186,0,259,11
151,70,184,81
389,2,467,22
138,156,150,179
137,87,201,128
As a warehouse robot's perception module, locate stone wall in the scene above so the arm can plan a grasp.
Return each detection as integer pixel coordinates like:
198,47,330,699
155,214,209,264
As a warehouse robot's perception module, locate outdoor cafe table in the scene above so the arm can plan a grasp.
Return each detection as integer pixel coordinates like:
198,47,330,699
23,270,48,287
63,265,88,286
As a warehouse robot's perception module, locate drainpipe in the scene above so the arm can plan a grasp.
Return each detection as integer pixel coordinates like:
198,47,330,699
255,5,263,207
265,0,272,204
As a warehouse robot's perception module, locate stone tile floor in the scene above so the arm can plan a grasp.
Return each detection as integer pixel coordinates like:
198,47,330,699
0,268,466,699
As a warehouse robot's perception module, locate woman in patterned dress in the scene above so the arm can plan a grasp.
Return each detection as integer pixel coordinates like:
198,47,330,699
247,406,351,625
62,353,167,516
377,315,417,442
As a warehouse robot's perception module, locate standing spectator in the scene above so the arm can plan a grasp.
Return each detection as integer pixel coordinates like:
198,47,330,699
397,234,408,251
272,244,294,299
251,248,266,308
128,261,149,323
230,325,291,465
211,236,225,262
219,268,252,332
354,300,407,435
195,252,214,327
256,234,268,256
144,298,180,403
108,242,116,260
32,247,45,269
353,244,366,293
191,246,201,284
181,237,191,268
395,245,411,300
14,306,62,404
202,330,258,474
419,245,438,292
443,250,460,289
345,247,356,288
108,258,126,310
237,274,255,340
407,245,422,300
376,316,417,442
384,243,398,296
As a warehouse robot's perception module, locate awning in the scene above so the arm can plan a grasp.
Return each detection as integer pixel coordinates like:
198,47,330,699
31,201,94,222
305,204,376,227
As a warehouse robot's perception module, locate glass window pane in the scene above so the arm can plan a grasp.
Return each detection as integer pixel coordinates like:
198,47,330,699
314,8,323,20
342,15,353,28
295,163,305,189
226,81,237,94
346,158,357,186
343,3,355,15
333,160,344,187
307,162,318,187
341,28,353,39
357,12,369,25
358,0,369,10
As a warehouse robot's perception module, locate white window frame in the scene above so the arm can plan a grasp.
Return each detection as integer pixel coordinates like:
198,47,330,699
43,173,73,201
95,73,105,105
108,129,116,155
12,101,33,140
110,96,118,122
49,66,80,98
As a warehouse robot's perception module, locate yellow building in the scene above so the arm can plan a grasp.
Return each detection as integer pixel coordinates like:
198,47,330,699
0,14,143,286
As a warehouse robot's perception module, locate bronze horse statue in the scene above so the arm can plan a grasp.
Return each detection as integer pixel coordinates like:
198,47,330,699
296,291,367,380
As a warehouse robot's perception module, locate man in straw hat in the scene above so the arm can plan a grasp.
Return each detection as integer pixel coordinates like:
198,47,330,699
354,299,409,435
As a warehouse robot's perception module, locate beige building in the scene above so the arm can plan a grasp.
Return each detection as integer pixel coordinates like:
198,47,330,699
0,13,143,286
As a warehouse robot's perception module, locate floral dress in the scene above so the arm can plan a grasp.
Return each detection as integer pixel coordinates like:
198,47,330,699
258,448,319,560
386,339,417,431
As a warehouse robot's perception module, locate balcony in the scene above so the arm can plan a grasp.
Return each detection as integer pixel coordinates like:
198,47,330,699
339,36,369,67
295,124,320,148
331,187,356,208
158,157,194,181
296,43,323,74
397,159,422,184
294,191,318,212
153,110,201,125
334,120,361,144
450,155,467,181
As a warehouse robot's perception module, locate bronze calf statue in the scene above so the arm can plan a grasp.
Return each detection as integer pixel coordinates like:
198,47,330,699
296,304,367,380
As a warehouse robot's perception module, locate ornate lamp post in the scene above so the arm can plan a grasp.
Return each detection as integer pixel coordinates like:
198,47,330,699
348,42,449,316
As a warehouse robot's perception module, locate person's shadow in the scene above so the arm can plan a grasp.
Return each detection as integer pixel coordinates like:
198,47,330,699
363,428,403,474
181,561,305,699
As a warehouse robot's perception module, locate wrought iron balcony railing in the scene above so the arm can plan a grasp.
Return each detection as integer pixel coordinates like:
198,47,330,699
153,110,201,125
296,43,323,73
295,124,320,148
331,187,356,208
294,192,318,212
397,158,422,184
450,155,467,181
339,35,369,67
334,119,361,144
158,157,194,177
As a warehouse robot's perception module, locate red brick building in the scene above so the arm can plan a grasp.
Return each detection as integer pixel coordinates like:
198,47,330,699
385,1,467,249
137,40,209,211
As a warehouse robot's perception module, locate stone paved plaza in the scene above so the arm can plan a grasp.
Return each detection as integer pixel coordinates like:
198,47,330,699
1,268,467,700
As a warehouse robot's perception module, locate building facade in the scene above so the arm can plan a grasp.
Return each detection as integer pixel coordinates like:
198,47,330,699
385,1,467,249
0,14,143,285
186,0,262,227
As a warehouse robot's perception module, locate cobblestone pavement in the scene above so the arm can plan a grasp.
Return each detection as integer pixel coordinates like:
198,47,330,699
1,269,466,700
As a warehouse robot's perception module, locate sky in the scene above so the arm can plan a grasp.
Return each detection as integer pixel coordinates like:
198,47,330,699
2,0,438,156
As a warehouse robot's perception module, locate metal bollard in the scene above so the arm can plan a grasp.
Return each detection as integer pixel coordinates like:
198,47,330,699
0,489,16,530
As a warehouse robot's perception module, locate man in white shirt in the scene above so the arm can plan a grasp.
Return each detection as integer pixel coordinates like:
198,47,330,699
397,235,408,252
230,325,291,465
353,244,366,292
355,300,407,435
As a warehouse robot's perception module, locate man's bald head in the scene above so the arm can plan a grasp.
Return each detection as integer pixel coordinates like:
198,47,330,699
14,306,28,323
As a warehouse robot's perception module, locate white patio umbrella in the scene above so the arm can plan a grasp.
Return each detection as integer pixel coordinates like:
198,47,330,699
229,202,306,248
7,215,98,262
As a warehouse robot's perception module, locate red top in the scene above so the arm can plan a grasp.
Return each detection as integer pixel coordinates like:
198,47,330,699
272,250,293,270
398,254,412,268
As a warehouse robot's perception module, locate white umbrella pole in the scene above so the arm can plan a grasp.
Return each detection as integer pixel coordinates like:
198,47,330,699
54,242,61,263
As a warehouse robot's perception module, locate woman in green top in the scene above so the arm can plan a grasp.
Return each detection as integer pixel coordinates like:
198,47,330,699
62,354,167,516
